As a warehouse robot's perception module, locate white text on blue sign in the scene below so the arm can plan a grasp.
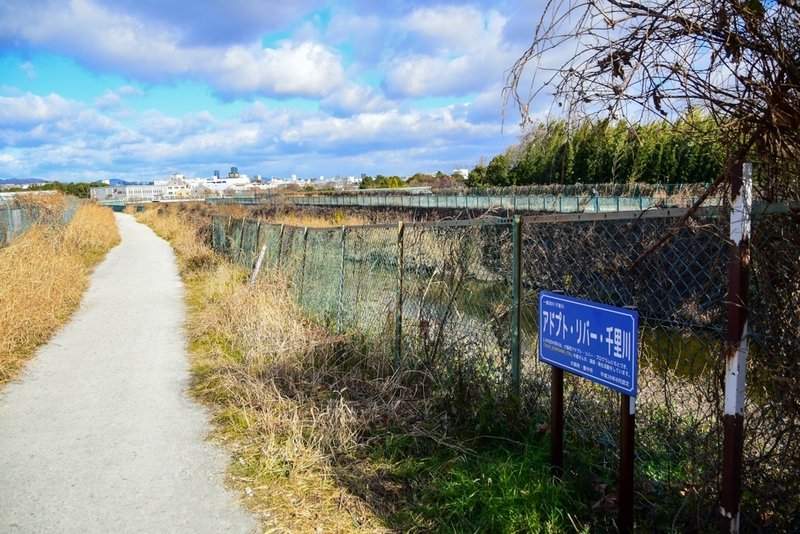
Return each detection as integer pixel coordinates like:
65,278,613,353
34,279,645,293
538,292,639,396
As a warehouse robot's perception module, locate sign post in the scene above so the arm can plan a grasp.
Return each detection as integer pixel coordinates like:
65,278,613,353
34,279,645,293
538,291,639,532
551,366,564,478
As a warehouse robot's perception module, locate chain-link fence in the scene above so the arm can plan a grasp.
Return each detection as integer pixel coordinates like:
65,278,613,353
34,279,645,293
0,194,81,246
210,204,799,531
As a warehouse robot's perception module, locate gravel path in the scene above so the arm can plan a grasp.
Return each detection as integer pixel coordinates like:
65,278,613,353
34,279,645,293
0,213,258,533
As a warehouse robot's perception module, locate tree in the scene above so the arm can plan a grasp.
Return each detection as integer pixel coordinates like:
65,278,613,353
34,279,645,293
467,164,488,188
485,154,510,186
506,0,800,199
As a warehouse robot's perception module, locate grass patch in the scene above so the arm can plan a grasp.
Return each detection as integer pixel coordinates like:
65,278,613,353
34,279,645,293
266,209,369,228
350,433,579,533
0,200,120,385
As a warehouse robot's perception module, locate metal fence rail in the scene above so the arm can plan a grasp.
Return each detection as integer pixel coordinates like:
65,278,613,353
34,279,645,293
207,191,724,213
210,203,799,531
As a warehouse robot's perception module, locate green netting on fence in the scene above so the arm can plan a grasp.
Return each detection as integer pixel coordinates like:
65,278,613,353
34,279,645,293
339,226,398,348
258,224,284,270
1,195,83,246
210,215,227,253
297,228,345,327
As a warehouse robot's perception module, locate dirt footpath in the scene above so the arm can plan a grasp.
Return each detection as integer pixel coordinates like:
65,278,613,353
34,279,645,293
0,213,258,533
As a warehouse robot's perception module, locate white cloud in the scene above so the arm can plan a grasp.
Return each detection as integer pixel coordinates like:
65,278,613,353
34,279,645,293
0,93,77,126
94,91,121,109
279,107,489,151
0,0,347,99
403,5,489,55
117,85,144,97
320,83,391,115
214,41,346,97
382,7,514,98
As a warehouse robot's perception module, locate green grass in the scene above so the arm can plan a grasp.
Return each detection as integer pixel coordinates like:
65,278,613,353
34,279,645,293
359,432,582,533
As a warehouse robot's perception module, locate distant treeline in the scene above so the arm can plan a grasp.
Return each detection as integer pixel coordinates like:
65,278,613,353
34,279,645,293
2,181,106,198
360,172,464,190
468,113,725,187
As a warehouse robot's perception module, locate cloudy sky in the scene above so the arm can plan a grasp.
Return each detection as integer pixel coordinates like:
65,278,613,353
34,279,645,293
0,0,545,182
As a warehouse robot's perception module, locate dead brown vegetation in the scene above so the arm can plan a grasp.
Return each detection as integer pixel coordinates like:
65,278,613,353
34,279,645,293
0,201,120,384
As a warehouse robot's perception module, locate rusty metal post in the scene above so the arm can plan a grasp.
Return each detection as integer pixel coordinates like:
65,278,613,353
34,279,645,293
551,366,564,478
396,221,404,367
619,394,635,534
720,162,752,533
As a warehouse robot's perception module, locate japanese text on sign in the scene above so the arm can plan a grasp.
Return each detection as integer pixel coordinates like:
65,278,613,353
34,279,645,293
538,292,639,396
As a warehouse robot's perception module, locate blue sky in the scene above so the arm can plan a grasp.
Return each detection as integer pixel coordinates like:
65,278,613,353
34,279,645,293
0,0,546,181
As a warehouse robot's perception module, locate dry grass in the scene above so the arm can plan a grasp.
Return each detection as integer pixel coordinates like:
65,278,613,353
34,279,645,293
0,202,120,385
188,267,392,533
267,209,369,228
135,205,420,532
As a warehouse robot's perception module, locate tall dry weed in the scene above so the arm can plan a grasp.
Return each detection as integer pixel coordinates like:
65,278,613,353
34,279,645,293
187,263,389,531
0,203,119,384
268,209,369,228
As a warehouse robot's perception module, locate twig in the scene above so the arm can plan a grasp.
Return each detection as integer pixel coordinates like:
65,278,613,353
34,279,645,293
628,170,727,271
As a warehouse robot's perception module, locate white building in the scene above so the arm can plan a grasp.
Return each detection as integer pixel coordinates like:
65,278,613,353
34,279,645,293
452,168,469,180
125,185,164,202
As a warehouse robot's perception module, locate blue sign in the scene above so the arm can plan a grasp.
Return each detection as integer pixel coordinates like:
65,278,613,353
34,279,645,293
538,292,639,396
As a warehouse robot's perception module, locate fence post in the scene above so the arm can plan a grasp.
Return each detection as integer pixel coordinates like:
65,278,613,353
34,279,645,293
225,216,232,256
619,394,635,534
298,227,309,302
235,219,245,265
510,215,522,396
249,221,267,285
720,162,752,534
396,221,404,367
551,366,564,477
275,224,285,267
336,226,346,333
211,215,219,251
